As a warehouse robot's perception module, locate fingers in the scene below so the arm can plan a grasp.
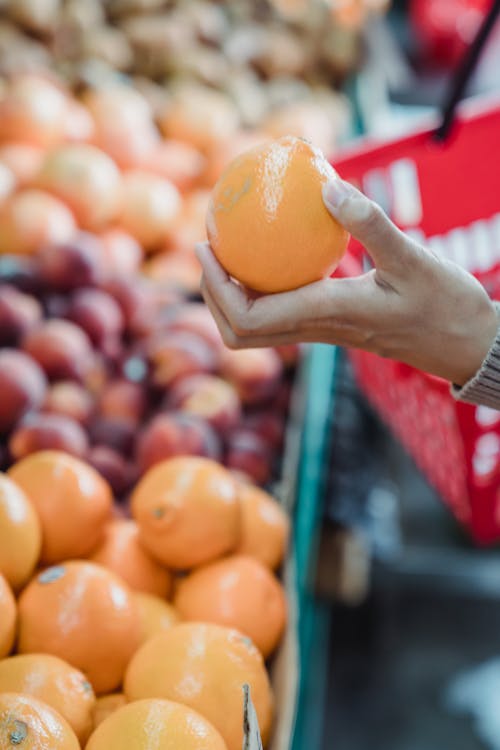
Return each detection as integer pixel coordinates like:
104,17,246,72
200,280,364,350
322,178,420,275
196,241,371,338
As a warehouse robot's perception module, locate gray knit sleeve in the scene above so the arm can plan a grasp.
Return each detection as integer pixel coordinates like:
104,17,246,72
452,302,500,409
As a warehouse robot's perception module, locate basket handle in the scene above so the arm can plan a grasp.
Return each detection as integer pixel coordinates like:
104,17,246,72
434,0,500,142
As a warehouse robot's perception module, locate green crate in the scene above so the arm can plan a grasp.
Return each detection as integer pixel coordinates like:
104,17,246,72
274,343,339,750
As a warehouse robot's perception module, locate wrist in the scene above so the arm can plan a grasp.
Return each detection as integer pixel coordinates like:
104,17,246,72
452,299,500,387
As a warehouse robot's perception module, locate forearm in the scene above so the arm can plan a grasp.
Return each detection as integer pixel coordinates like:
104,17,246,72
452,302,500,409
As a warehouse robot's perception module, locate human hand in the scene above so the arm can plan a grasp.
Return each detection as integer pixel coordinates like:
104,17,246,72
196,179,499,386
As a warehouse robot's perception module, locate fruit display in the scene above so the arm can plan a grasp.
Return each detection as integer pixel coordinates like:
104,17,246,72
0,2,389,146
0,457,289,748
0,2,392,746
0,68,300,490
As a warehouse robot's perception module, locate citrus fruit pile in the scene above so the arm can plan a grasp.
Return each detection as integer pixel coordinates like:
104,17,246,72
0,453,289,749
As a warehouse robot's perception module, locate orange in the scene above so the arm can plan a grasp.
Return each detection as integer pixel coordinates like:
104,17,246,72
0,693,80,750
0,189,77,256
0,654,95,744
131,457,241,570
120,170,181,251
91,693,127,730
86,698,228,750
9,451,113,564
124,623,273,750
17,561,141,695
0,574,16,659
206,135,349,293
0,143,45,187
134,592,180,646
89,519,173,598
36,144,122,231
160,85,239,154
235,484,289,570
0,75,69,148
173,555,287,659
0,473,41,591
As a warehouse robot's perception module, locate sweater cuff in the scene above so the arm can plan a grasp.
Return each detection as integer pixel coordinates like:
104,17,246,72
452,302,500,408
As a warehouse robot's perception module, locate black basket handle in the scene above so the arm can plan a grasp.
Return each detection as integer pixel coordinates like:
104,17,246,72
434,0,500,142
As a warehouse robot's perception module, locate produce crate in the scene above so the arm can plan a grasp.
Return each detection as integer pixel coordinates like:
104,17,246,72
266,342,339,750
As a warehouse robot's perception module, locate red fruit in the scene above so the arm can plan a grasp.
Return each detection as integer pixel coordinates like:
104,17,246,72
87,445,136,497
9,412,89,461
136,412,222,473
39,233,106,292
98,380,147,425
67,288,124,356
220,348,283,405
0,349,47,433
161,303,223,351
225,429,273,485
88,418,136,457
0,255,41,294
275,344,301,369
167,374,241,433
22,319,94,381
149,331,218,389
43,381,95,425
0,285,42,345
100,229,143,278
102,277,151,336
244,411,285,451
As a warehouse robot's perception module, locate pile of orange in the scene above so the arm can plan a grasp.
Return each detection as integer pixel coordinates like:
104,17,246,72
0,451,290,749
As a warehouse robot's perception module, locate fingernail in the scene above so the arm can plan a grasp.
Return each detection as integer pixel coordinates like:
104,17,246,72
323,179,353,211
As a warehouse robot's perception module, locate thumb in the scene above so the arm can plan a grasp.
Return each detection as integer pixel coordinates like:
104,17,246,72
322,178,418,273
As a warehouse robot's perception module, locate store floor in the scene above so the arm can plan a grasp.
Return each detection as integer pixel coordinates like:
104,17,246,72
322,392,500,750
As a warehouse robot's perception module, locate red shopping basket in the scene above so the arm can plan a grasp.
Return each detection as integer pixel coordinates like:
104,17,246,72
332,94,500,544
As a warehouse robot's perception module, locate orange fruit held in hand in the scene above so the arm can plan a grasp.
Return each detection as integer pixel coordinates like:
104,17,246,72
134,592,180,646
8,451,113,564
235,484,289,570
206,135,349,293
0,574,16,659
0,693,80,750
124,623,273,750
0,473,41,591
0,654,95,745
89,519,173,598
91,693,127,730
17,561,141,695
173,554,287,659
86,698,228,750
131,457,241,570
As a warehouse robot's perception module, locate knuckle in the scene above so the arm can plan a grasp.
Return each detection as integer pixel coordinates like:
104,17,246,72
230,311,253,337
222,329,242,349
356,201,385,237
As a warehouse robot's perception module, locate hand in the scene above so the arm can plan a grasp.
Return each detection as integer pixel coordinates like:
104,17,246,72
196,179,499,386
